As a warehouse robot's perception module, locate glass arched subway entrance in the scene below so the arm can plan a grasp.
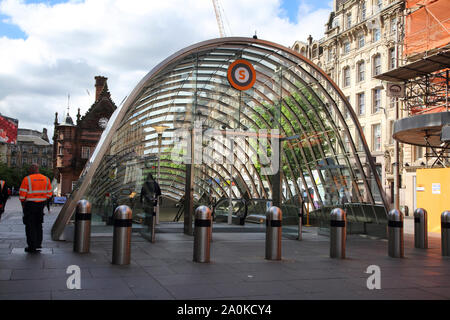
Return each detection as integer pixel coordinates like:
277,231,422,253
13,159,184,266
52,37,388,240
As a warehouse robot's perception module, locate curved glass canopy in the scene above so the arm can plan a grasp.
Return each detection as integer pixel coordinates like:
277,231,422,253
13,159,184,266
52,37,388,239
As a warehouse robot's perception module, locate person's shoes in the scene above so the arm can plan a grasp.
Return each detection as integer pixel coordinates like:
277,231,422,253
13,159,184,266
24,247,39,253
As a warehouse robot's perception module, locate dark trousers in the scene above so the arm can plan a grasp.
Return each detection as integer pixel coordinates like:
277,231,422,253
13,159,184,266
22,201,45,249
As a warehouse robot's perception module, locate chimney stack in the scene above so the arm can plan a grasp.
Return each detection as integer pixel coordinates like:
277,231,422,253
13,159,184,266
95,76,108,101
42,128,49,142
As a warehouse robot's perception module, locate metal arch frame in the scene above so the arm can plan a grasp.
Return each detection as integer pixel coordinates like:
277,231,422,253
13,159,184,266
52,37,388,240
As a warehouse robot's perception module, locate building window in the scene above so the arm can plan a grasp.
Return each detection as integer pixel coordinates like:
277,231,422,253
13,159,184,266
358,126,365,152
415,146,424,160
357,92,365,115
373,54,381,76
333,17,339,28
42,158,47,167
343,134,351,152
344,96,350,118
357,61,365,82
391,17,397,34
81,146,91,159
361,1,366,20
358,34,365,48
389,47,396,69
11,157,16,166
58,146,63,156
372,124,381,151
373,88,382,113
373,28,381,42
312,45,317,58
343,41,350,55
343,108,349,119
347,13,352,29
343,67,351,87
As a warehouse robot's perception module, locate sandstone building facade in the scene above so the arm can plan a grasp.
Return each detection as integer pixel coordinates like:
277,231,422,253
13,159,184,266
291,0,421,212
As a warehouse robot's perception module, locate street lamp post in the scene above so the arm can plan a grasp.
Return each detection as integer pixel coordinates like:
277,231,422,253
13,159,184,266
228,139,233,225
152,124,169,224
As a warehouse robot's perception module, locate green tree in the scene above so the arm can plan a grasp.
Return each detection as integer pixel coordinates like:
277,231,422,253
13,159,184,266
0,162,54,189
249,84,334,180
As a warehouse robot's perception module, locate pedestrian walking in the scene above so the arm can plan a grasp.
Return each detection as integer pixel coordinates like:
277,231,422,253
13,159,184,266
140,173,161,226
0,179,9,220
19,164,52,253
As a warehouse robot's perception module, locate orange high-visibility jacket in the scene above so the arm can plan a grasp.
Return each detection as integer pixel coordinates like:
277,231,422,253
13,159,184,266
19,174,52,202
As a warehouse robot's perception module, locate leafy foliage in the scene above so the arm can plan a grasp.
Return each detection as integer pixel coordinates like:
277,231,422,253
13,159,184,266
249,84,334,180
0,162,54,189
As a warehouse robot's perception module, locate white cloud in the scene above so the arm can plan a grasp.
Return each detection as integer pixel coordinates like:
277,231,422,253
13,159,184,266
0,0,330,139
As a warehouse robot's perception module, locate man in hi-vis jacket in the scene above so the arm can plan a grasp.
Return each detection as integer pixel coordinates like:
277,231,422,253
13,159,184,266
19,164,52,253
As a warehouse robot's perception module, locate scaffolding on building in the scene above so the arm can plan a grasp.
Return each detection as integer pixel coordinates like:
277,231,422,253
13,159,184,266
375,0,450,169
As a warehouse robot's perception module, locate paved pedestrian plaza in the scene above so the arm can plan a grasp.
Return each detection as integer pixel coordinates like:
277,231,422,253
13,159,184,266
0,196,449,300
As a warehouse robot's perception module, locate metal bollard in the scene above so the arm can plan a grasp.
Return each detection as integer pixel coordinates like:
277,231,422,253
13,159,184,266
441,210,450,256
330,208,346,259
73,199,91,253
388,209,404,258
265,206,282,260
414,208,428,249
112,205,132,265
298,205,303,241
193,206,212,263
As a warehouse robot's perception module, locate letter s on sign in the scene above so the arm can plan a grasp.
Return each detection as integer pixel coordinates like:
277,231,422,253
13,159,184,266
239,70,246,80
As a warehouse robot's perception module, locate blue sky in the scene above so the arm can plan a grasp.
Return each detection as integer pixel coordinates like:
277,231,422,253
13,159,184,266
0,0,332,39
0,0,69,38
281,0,331,23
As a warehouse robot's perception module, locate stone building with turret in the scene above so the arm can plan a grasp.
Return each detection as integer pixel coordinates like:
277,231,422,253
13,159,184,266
52,76,116,196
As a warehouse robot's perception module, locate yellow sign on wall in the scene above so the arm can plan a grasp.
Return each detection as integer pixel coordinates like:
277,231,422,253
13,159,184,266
416,168,450,234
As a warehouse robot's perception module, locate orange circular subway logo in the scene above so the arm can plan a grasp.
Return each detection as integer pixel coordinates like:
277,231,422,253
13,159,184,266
227,59,256,91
